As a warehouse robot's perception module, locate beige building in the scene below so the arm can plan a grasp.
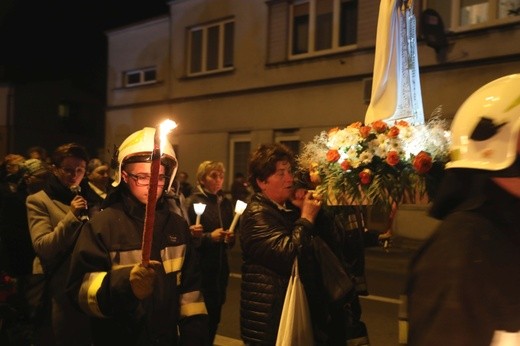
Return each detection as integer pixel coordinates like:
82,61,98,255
105,0,520,190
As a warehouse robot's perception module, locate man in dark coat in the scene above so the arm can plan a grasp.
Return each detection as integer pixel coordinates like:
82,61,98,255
406,74,520,345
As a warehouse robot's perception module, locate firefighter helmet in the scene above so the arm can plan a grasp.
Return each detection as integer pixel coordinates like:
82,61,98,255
112,127,178,191
447,74,520,174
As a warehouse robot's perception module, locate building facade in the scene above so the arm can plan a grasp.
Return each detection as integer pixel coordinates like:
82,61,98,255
105,0,520,189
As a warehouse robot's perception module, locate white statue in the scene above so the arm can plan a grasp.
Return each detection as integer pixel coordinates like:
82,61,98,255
365,0,425,125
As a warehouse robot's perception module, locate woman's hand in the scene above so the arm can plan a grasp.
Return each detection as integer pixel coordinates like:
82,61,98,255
300,192,322,224
70,195,88,218
189,224,204,238
210,228,228,242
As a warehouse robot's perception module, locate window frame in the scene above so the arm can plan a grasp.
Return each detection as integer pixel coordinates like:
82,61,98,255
288,0,357,60
123,67,157,88
423,0,520,32
187,18,235,77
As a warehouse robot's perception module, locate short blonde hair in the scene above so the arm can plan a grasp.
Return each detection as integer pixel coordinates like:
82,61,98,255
196,161,225,184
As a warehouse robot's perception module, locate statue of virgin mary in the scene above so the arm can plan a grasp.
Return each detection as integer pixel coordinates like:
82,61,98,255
365,0,425,125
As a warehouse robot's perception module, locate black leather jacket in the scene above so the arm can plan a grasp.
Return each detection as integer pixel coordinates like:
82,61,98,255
239,193,314,345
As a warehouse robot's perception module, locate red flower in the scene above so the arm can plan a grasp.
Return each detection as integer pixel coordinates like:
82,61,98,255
413,151,433,174
387,126,400,138
326,149,341,163
340,160,351,171
396,120,409,127
386,151,400,166
359,169,372,185
359,126,372,138
372,120,388,133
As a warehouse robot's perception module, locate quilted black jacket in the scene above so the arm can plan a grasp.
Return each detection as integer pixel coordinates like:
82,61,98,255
239,193,314,345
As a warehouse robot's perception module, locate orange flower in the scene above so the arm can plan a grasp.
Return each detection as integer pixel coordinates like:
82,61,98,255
359,169,372,185
328,127,339,136
387,126,400,138
413,151,433,174
386,151,400,166
309,171,321,185
396,120,409,127
359,126,372,138
371,120,388,133
326,149,341,163
340,160,351,171
348,121,362,129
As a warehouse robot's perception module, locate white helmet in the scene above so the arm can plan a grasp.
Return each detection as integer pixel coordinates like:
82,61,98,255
112,127,178,191
447,74,520,174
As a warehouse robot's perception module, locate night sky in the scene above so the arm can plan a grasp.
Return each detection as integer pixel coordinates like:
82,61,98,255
0,0,169,86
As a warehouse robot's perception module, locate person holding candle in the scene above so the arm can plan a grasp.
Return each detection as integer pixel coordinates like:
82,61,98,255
66,127,208,345
186,160,235,344
239,143,322,345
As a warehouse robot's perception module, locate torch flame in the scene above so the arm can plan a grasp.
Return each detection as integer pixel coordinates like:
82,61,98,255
159,119,177,154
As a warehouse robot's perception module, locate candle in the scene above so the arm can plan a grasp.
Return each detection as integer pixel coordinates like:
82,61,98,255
194,203,206,225
228,199,248,234
141,120,177,266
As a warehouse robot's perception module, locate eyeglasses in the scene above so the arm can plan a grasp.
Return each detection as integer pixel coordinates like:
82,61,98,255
60,166,86,176
125,172,169,187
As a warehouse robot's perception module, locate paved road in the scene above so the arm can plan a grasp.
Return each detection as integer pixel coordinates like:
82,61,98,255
214,241,418,346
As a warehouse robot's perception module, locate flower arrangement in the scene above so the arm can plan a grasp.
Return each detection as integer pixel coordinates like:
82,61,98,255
297,115,451,212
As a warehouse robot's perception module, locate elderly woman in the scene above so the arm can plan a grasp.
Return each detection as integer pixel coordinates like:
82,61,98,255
239,143,321,345
186,161,235,344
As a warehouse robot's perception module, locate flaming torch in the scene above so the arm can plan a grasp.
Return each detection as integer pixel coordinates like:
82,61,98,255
142,119,177,266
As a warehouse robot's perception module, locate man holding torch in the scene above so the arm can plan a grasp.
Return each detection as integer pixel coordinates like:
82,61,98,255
66,125,208,345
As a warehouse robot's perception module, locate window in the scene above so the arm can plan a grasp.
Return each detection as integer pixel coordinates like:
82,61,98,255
124,68,157,87
424,0,520,31
188,19,235,76
275,130,300,157
229,134,251,189
290,0,357,58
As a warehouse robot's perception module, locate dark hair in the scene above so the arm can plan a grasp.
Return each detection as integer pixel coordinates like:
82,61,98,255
51,143,89,167
248,143,294,192
27,146,48,160
87,158,108,174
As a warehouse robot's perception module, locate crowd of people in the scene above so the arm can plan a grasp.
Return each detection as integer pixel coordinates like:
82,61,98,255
0,74,518,345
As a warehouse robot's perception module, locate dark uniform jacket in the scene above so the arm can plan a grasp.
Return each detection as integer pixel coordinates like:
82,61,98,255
239,193,314,345
66,188,208,345
406,178,520,345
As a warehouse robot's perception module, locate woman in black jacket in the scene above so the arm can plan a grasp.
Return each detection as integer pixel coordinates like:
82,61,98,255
239,143,321,345
186,161,235,345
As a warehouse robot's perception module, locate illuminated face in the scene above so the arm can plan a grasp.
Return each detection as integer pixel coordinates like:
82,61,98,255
56,157,87,188
122,162,166,204
88,164,110,191
257,160,294,205
202,169,224,194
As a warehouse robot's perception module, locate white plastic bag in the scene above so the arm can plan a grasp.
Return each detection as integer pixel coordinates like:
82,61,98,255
276,258,314,346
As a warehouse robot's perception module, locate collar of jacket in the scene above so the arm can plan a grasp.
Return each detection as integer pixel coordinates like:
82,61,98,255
195,184,224,202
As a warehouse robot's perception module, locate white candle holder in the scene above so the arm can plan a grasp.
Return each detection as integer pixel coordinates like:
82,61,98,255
228,199,248,234
194,203,206,225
